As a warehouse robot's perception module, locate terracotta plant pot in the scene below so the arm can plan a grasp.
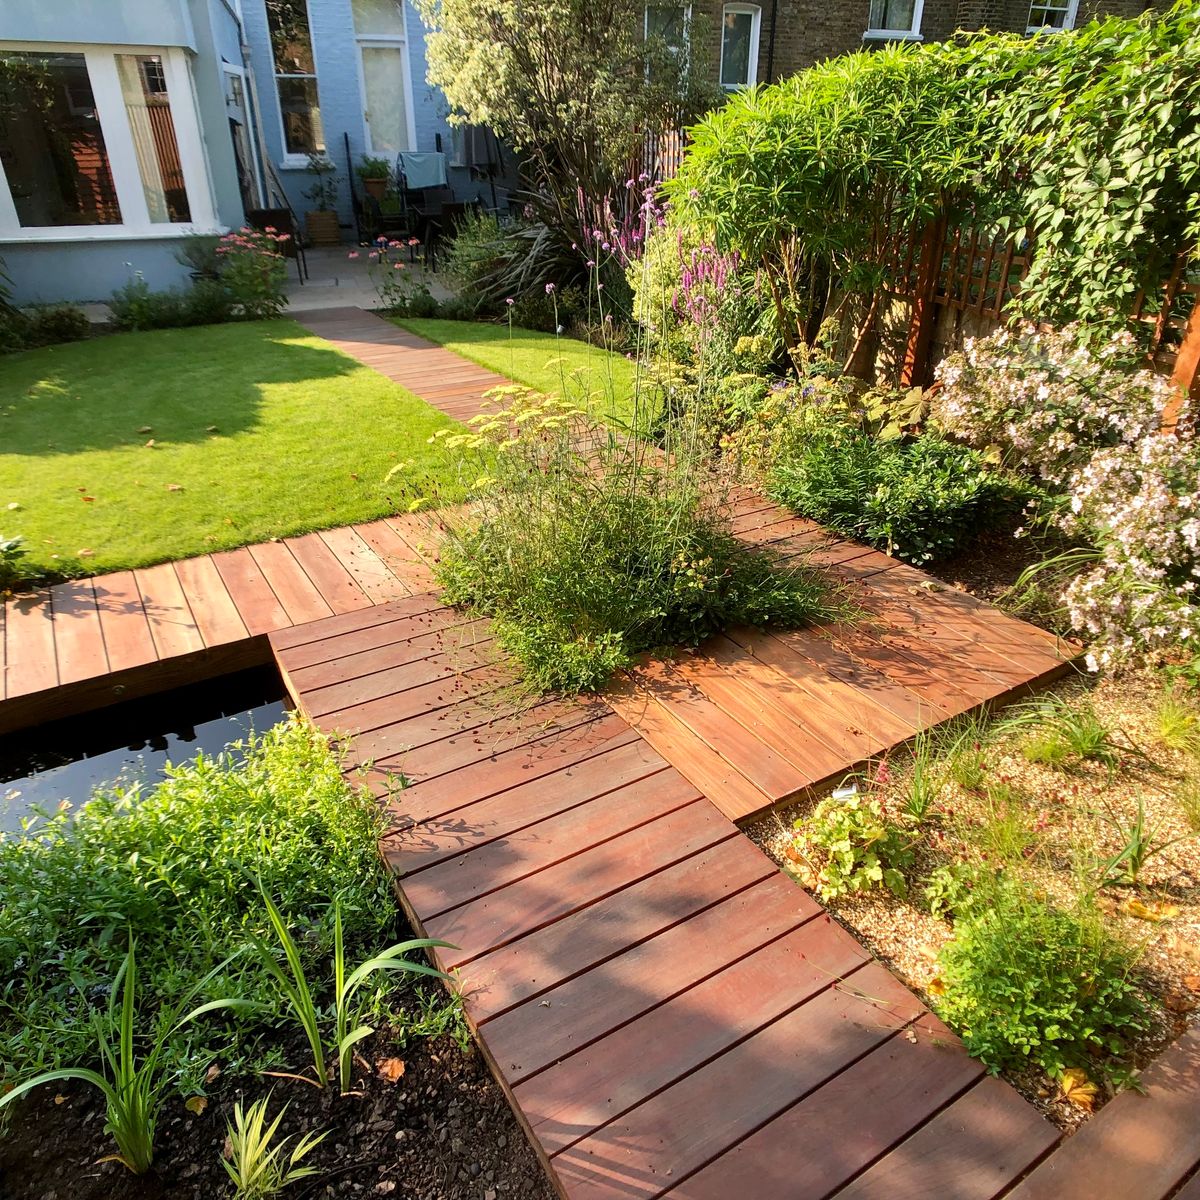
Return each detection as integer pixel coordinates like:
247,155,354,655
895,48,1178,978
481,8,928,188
305,209,341,246
362,176,388,201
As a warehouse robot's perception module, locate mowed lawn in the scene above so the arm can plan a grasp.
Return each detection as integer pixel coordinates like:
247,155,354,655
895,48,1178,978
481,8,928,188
0,320,465,579
395,318,646,431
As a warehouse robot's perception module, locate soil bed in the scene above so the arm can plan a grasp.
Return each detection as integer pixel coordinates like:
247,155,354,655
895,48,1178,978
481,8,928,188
0,1024,554,1200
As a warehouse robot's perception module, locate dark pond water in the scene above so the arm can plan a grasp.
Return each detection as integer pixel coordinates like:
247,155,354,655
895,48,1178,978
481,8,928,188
0,668,287,836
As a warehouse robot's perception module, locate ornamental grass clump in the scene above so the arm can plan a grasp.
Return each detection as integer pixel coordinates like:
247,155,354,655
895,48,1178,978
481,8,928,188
434,386,828,693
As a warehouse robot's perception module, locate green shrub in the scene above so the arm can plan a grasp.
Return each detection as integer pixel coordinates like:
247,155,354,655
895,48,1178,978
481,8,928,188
0,534,30,592
767,406,1023,563
923,861,988,921
0,303,91,353
109,277,189,331
934,888,1149,1081
789,794,914,901
0,718,395,1088
435,387,828,692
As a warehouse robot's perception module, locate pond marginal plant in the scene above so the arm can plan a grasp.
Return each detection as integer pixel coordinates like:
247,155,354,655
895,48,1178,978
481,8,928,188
0,939,249,1174
252,888,456,1093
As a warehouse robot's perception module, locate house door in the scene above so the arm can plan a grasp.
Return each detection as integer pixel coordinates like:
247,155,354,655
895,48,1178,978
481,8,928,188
223,67,262,211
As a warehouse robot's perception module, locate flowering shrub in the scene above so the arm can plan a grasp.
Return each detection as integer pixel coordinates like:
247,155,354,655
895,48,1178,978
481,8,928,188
1060,435,1200,669
215,227,289,319
361,237,435,315
933,323,1170,482
935,322,1196,669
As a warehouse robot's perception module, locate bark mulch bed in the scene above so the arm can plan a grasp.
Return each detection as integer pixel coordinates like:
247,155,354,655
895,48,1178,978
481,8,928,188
0,1027,555,1200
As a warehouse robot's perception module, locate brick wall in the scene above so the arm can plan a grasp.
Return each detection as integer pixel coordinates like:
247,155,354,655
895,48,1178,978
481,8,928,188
692,0,1170,84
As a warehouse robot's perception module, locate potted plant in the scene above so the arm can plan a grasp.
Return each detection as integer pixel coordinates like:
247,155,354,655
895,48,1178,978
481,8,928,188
357,154,392,201
301,153,341,246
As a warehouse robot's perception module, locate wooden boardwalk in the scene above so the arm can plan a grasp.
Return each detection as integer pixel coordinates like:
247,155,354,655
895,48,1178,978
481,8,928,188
270,597,1061,1200
5,305,1199,1194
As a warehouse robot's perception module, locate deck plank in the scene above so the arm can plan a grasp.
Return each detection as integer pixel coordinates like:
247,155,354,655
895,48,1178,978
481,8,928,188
4,590,58,697
91,570,157,672
247,541,335,626
172,555,250,647
210,547,291,636
285,531,372,615
827,1075,1059,1200
51,579,109,685
317,525,410,605
132,564,204,660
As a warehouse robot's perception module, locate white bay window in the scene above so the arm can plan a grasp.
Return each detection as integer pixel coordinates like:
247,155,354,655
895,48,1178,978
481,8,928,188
0,43,214,240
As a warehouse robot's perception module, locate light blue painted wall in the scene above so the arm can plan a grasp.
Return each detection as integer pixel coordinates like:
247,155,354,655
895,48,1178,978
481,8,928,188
4,0,196,49
240,0,508,238
5,240,196,305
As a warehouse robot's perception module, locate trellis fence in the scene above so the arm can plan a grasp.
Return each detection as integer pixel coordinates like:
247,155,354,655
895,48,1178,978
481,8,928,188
887,215,1200,423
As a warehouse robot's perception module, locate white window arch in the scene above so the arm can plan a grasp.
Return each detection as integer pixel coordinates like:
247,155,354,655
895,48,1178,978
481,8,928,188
720,4,761,89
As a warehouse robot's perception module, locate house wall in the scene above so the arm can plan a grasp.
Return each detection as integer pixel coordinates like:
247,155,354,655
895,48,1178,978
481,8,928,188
695,0,1169,84
1,0,249,304
240,0,503,243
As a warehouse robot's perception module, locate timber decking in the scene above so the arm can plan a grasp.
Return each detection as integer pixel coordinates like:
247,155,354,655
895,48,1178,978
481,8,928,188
270,597,1061,1200
0,513,442,733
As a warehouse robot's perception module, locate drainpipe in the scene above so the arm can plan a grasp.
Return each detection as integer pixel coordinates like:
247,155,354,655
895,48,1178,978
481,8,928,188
765,0,779,81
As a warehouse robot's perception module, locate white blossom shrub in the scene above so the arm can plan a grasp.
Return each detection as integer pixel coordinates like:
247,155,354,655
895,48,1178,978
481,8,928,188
933,323,1170,484
934,323,1196,670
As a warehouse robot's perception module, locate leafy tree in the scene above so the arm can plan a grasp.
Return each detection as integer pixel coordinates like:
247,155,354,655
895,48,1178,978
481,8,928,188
415,0,717,297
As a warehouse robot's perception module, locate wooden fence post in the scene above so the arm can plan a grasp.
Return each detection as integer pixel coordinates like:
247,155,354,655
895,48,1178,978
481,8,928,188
899,216,946,389
1162,296,1200,435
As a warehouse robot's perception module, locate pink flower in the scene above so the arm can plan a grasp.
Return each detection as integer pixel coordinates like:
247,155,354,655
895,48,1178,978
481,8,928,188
545,283,556,294
347,251,360,259
408,237,420,246
264,225,277,233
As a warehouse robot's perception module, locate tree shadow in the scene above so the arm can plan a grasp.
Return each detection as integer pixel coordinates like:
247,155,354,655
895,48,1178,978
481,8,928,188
2,321,363,456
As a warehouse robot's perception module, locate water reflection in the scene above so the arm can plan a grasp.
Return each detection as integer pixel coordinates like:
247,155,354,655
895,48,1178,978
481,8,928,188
0,669,287,836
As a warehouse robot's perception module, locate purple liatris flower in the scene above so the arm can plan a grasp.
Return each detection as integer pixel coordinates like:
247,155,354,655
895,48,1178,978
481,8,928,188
545,282,556,294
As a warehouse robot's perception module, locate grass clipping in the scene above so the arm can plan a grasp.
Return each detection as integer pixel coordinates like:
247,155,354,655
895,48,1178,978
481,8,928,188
434,386,829,693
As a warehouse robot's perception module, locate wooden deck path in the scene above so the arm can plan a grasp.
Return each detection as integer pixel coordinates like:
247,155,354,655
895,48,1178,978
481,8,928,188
5,305,1199,1193
270,596,1061,1200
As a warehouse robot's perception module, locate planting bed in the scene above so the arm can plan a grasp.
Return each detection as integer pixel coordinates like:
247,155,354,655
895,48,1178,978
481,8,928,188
0,1021,554,1200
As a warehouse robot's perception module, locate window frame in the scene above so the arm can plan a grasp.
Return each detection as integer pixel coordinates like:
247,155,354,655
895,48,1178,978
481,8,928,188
266,0,326,169
352,0,417,156
0,42,215,242
862,0,924,40
719,3,762,90
1026,0,1079,33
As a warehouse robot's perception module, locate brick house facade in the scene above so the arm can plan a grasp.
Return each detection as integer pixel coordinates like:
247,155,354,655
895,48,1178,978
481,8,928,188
685,0,1167,88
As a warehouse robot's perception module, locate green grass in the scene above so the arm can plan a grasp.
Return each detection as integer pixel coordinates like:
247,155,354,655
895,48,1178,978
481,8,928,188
0,320,465,578
396,318,642,430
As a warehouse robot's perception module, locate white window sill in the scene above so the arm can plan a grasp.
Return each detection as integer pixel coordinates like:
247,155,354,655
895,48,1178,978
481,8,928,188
0,225,222,245
862,28,923,39
279,155,321,171
1026,24,1072,32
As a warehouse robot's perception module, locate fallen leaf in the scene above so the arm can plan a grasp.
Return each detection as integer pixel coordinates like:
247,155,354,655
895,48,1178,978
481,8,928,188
53,1093,66,1106
1058,1067,1099,1111
377,1057,406,1083
1183,974,1200,993
205,425,218,433
166,484,183,492
205,1063,222,1084
1123,898,1179,922
81,495,95,503
77,548,94,558
926,976,947,997
1165,990,1198,1014
185,1096,208,1116
1166,934,1200,963
903,1027,918,1043
144,439,156,448
916,944,940,963
137,426,153,434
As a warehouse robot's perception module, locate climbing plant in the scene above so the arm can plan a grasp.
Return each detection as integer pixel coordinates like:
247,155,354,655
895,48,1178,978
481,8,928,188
670,1,1200,350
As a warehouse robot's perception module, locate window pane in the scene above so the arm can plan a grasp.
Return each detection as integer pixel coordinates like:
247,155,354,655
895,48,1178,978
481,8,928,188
361,46,409,155
116,54,191,223
1028,1,1069,26
868,0,915,27
266,0,317,74
0,51,122,227
277,76,325,155
721,9,754,87
353,0,405,36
